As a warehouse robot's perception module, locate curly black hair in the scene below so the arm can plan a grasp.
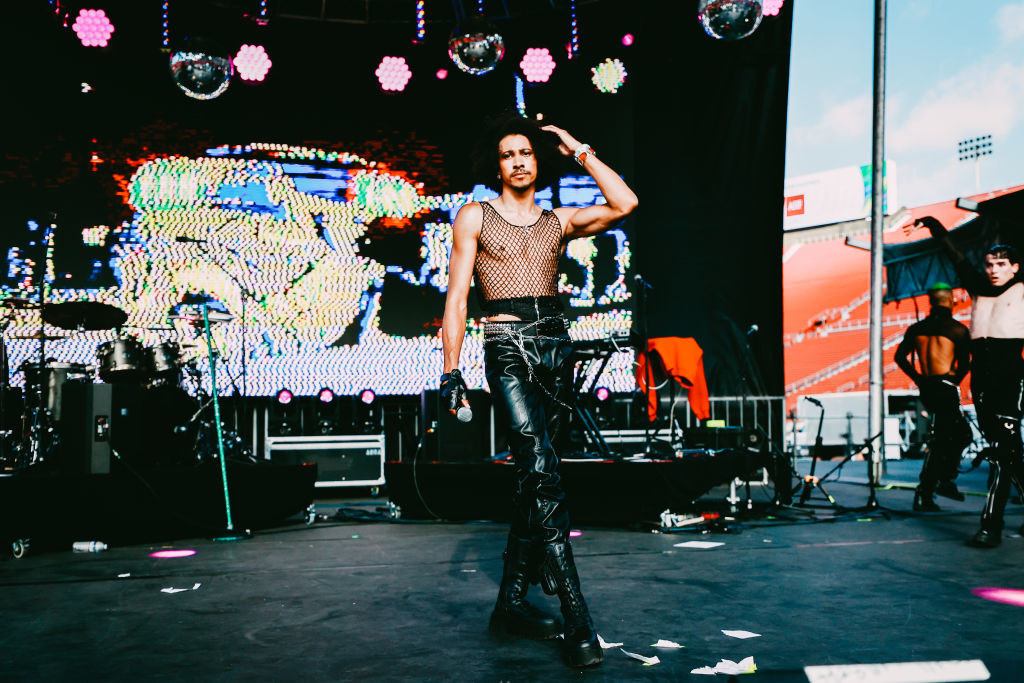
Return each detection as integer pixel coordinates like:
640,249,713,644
470,110,564,193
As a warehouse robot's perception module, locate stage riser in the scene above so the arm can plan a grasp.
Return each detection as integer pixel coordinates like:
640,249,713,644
385,449,768,523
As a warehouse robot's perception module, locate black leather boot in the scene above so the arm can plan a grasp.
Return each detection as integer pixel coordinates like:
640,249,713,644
935,480,965,501
539,541,603,668
969,528,1002,548
490,537,561,640
913,487,941,512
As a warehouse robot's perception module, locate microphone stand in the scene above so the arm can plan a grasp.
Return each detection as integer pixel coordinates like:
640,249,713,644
634,273,657,456
797,399,827,505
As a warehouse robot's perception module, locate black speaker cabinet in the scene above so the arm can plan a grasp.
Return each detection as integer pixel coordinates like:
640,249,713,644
420,389,493,462
59,382,113,475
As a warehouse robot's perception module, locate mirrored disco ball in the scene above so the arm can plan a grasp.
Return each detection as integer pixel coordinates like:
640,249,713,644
698,0,763,41
448,17,505,75
169,38,234,100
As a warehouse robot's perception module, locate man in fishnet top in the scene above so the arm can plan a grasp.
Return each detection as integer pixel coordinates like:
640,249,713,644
440,114,637,667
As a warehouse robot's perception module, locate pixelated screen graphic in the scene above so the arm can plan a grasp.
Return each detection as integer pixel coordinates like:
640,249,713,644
1,142,634,397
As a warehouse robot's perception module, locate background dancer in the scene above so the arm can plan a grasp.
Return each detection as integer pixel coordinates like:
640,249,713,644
894,282,971,511
913,216,1024,547
439,113,637,666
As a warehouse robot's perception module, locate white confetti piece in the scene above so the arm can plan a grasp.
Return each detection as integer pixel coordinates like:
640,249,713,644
722,630,761,639
673,541,724,549
652,639,684,648
620,649,660,666
598,634,623,649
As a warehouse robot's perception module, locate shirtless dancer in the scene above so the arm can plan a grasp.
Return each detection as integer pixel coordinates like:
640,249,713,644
894,282,971,512
915,216,1024,547
440,115,637,666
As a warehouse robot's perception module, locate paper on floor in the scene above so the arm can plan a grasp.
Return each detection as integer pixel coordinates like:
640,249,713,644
620,649,660,666
673,541,724,549
652,639,684,648
691,656,756,675
722,630,761,639
598,634,623,649
160,582,201,594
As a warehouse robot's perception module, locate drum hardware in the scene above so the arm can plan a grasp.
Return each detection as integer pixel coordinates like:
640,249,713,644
10,333,70,341
0,297,40,310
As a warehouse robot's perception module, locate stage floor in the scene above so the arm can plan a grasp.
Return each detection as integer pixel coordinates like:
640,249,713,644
1,472,1022,681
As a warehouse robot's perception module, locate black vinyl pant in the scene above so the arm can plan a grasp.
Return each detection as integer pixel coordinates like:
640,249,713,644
971,338,1024,533
484,324,574,546
917,376,971,495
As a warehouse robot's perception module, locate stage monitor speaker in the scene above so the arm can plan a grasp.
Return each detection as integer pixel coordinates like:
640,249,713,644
682,425,764,453
420,389,492,462
59,382,113,475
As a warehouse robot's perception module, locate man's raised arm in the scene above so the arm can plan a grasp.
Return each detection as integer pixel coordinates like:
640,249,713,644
541,124,638,240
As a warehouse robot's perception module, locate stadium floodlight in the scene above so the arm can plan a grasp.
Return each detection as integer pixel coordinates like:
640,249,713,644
957,134,993,192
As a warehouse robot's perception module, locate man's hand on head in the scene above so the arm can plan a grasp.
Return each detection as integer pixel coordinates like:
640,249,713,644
540,124,582,157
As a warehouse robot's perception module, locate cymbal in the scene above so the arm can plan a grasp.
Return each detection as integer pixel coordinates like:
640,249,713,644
43,301,128,331
10,332,68,341
168,311,235,323
0,297,39,309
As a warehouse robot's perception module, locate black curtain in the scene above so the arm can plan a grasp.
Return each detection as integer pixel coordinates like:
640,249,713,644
632,2,793,397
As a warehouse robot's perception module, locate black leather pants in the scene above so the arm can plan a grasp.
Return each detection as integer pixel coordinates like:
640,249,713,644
971,339,1024,532
484,319,574,545
917,376,971,495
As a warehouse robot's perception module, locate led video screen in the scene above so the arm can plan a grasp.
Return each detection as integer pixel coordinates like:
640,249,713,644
2,139,634,396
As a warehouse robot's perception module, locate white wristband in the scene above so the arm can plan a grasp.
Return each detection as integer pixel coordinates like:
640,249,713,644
573,143,594,166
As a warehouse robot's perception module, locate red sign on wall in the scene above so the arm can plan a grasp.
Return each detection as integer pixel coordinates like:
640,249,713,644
785,194,805,216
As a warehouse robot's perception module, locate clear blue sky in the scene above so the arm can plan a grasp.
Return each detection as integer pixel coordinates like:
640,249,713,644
786,0,1024,207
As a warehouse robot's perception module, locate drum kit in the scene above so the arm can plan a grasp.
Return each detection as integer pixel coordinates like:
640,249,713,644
1,296,252,471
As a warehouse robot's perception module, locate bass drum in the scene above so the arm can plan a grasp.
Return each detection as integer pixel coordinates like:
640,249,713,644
97,338,146,383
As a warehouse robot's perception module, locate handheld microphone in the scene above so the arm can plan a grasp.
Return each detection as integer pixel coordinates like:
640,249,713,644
456,405,473,423
803,396,823,407
175,236,206,243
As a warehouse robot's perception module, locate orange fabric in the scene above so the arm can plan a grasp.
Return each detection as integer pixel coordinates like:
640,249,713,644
635,337,711,422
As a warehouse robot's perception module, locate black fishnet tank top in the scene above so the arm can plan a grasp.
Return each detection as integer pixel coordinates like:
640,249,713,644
473,201,563,301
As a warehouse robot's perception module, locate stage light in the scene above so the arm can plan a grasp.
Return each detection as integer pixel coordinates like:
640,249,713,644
276,388,294,405
519,48,556,83
568,0,579,59
72,9,115,47
235,44,272,82
448,17,504,75
698,0,764,41
763,0,785,16
621,33,634,46
591,58,627,94
360,389,376,405
148,549,197,559
318,387,335,403
436,69,448,80
375,56,412,92
595,386,611,402
414,0,426,42
569,530,583,538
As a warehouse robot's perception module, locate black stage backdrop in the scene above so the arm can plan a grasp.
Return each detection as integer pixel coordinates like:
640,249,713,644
633,2,793,397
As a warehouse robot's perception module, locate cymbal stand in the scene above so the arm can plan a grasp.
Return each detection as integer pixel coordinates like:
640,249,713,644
201,304,246,540
25,219,59,466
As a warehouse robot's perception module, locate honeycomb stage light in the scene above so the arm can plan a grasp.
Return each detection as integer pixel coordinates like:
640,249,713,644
276,388,294,405
317,387,335,404
375,56,412,92
359,389,376,405
234,44,272,82
72,9,115,47
591,58,627,94
519,48,556,83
